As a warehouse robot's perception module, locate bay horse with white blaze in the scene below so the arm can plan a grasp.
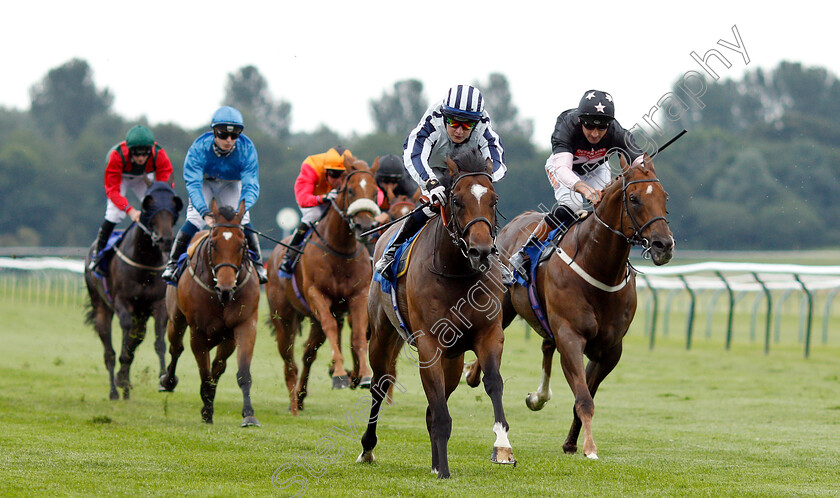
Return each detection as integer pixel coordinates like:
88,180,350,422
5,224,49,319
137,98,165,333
265,155,380,415
469,153,674,459
158,199,261,426
358,148,515,479
84,180,182,400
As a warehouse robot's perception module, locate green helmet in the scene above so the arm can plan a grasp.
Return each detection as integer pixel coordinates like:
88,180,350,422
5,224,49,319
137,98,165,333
125,125,155,149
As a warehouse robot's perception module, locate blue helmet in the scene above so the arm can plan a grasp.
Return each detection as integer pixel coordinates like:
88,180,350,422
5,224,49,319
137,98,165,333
441,85,484,121
211,106,245,131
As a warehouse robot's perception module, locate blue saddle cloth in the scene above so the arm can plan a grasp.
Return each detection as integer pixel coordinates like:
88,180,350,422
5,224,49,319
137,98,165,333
91,229,128,277
277,228,313,280
372,229,423,294
512,226,564,287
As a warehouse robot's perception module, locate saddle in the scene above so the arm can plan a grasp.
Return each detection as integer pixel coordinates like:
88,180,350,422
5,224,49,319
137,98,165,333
167,232,210,287
90,229,127,277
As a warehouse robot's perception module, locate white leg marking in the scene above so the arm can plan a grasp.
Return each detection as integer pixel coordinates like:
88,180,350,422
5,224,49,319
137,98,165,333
493,422,511,448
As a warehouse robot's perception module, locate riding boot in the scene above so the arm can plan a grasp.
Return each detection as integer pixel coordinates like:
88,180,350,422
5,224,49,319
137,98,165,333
88,220,116,271
161,230,192,283
374,211,428,277
278,223,309,276
507,205,577,284
245,226,268,284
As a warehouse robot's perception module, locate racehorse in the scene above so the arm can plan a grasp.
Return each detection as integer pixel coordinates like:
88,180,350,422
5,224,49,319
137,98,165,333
84,180,182,400
469,153,674,459
158,199,261,426
265,155,380,415
358,148,515,479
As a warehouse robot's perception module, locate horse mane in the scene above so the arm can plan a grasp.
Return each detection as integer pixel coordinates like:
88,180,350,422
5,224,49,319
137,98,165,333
217,205,237,222
442,147,488,191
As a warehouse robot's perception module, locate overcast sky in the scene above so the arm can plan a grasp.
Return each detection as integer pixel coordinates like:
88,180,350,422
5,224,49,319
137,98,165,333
4,1,838,144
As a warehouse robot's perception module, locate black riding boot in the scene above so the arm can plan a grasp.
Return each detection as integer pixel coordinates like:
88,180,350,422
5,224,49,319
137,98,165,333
88,220,116,271
278,223,309,276
507,205,576,284
374,211,427,277
161,230,192,283
245,228,268,284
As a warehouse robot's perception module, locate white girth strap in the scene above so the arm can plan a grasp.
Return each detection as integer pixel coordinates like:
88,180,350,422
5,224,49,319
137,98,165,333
556,247,630,293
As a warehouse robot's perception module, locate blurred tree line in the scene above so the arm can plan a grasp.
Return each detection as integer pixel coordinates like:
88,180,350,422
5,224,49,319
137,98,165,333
0,58,836,250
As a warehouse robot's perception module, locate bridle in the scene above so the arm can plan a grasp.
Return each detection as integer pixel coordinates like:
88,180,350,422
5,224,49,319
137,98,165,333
328,169,382,236
442,171,498,259
205,222,250,291
590,171,668,259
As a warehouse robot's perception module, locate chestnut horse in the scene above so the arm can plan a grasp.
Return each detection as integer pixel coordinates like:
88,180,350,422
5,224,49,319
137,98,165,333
265,156,380,415
159,199,261,426
84,181,182,400
358,148,514,479
470,154,674,459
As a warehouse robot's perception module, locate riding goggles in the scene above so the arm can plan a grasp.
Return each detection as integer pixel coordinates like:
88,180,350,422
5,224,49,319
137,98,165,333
581,120,609,131
130,147,152,156
326,169,344,179
214,130,241,140
444,116,478,130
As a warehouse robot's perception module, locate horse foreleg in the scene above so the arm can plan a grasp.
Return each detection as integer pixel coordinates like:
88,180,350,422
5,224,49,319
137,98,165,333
348,297,371,388
273,310,301,415
297,321,327,410
418,348,452,479
159,307,186,392
565,343,623,459
93,303,118,400
474,329,516,466
152,300,168,378
357,323,403,465
115,302,146,399
556,334,597,459
526,336,556,411
234,320,260,427
190,329,215,424
307,293,348,389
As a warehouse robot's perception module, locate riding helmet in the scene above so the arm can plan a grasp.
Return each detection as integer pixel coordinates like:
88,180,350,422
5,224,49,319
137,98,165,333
441,85,484,121
125,125,155,149
578,90,615,125
211,106,245,132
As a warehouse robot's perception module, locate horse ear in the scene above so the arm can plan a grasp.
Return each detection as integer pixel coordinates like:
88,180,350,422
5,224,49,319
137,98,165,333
371,156,380,175
173,196,184,214
234,199,246,224
445,156,459,177
485,157,493,175
144,176,153,188
643,153,655,173
142,195,154,212
619,153,630,173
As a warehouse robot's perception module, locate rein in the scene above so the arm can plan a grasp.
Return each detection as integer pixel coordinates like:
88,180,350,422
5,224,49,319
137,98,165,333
443,171,498,259
189,223,252,294
590,174,667,260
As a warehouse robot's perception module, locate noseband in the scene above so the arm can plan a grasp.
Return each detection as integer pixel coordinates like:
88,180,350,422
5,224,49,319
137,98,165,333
329,169,382,234
443,172,498,258
592,173,668,259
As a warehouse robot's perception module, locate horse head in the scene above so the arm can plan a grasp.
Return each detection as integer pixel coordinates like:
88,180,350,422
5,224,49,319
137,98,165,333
388,195,416,220
334,155,381,242
207,198,247,305
140,181,183,254
444,148,498,272
603,153,674,265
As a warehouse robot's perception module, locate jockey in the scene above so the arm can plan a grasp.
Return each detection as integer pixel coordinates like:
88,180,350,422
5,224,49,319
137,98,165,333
88,125,173,271
373,84,507,277
161,106,268,284
506,89,645,283
278,146,352,276
373,153,420,224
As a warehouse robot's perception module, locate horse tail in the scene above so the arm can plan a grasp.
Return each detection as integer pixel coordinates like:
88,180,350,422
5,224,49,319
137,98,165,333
84,298,96,327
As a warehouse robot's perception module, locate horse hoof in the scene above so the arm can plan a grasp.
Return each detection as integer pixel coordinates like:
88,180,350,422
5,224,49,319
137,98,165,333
525,393,547,411
109,390,119,401
356,451,375,464
358,376,372,389
122,389,130,400
491,446,517,466
586,453,599,460
158,374,178,392
332,375,351,389
241,416,261,428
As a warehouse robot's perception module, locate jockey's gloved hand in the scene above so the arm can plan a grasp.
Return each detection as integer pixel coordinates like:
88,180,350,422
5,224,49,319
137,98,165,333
425,179,446,207
322,189,339,203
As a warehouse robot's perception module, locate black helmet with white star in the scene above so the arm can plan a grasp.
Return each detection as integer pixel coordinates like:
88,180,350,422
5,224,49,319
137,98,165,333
578,90,615,125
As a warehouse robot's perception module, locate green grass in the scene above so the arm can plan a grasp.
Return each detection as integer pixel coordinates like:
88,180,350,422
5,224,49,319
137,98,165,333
1,297,839,497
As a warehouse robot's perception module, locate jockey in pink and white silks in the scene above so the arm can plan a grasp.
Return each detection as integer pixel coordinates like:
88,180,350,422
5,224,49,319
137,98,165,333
506,90,645,284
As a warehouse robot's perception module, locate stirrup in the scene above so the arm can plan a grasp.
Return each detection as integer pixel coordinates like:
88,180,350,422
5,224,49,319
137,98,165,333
255,264,268,284
508,251,530,283
374,252,395,276
161,262,178,283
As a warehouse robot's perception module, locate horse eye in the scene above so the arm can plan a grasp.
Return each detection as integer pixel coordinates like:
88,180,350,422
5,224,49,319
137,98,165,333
629,194,640,205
